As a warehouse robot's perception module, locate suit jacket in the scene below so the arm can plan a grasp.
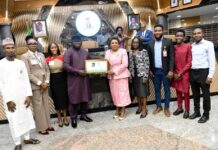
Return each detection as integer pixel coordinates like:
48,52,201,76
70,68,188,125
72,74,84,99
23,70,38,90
20,50,50,90
105,48,130,80
136,30,153,45
148,38,174,74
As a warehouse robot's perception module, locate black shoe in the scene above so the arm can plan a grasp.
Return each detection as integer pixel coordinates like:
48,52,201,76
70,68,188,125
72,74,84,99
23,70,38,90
136,108,142,114
183,112,189,119
198,116,209,123
140,112,147,119
189,112,201,119
15,145,22,150
71,119,77,128
173,109,184,116
80,115,93,122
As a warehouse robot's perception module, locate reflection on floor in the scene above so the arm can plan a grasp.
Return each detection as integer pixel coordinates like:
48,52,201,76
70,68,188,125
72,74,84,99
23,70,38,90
0,96,218,150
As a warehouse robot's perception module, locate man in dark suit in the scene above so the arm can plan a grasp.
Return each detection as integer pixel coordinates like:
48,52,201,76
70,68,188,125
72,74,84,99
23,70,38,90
147,24,174,117
136,22,153,49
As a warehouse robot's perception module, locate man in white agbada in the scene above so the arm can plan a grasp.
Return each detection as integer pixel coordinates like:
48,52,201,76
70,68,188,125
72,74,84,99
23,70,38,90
0,38,40,150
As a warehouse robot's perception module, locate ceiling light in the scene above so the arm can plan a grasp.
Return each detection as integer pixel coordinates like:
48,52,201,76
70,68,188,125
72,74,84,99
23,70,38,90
198,22,201,24
177,15,182,18
213,15,218,18
216,7,218,10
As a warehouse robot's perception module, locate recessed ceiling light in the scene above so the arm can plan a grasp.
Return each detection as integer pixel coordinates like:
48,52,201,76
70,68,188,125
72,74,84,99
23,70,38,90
177,15,182,18
216,7,218,10
214,15,218,18
198,22,201,24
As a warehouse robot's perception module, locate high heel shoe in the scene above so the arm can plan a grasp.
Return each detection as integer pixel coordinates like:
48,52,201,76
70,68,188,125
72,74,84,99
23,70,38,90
64,120,69,126
113,114,119,119
58,122,63,127
136,108,142,114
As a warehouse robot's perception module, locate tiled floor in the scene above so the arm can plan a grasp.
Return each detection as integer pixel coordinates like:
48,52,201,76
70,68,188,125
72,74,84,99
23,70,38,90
0,96,218,150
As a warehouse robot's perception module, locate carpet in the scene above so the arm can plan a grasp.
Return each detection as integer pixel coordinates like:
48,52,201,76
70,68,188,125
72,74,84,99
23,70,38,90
44,124,209,150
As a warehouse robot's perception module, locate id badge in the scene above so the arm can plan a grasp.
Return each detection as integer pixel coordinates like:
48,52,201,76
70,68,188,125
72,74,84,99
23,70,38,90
49,61,55,66
31,59,38,65
163,50,167,57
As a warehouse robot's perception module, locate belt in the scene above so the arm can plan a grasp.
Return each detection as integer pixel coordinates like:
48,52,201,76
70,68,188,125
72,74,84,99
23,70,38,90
191,68,208,71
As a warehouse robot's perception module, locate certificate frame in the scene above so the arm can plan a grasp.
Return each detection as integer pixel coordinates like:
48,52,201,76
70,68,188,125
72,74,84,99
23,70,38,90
85,59,108,74
183,0,192,5
170,0,179,8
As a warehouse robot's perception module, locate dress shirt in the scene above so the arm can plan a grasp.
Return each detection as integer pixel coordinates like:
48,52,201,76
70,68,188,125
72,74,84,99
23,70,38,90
191,39,215,78
142,30,147,37
154,39,163,68
97,33,111,46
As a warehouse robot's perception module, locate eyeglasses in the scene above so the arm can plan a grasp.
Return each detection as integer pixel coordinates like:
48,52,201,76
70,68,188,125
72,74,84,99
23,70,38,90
27,43,38,45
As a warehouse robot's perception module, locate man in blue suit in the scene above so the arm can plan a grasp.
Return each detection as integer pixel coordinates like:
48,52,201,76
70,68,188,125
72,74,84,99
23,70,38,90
136,22,153,49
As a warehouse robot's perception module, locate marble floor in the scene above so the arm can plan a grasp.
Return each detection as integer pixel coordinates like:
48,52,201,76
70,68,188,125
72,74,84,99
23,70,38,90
0,96,218,150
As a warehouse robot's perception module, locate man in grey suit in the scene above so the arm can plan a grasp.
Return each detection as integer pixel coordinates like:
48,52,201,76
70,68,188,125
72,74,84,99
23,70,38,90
20,35,54,135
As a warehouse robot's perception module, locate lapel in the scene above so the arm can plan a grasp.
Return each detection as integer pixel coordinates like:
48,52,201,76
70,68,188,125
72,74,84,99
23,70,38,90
161,38,167,56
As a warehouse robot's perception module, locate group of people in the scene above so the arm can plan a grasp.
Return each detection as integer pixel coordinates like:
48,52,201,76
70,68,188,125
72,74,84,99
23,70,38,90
0,23,216,150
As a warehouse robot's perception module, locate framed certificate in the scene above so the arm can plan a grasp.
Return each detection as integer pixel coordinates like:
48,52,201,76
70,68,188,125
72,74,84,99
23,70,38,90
85,59,108,74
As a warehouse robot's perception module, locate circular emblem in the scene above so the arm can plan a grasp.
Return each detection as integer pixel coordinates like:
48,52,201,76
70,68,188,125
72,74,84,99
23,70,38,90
75,11,101,37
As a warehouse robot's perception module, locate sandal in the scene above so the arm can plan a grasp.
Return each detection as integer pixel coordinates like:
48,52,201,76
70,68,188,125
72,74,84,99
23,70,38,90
24,139,40,144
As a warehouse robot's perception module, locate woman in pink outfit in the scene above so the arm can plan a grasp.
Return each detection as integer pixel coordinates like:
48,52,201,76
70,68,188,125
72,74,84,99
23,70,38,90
105,37,131,120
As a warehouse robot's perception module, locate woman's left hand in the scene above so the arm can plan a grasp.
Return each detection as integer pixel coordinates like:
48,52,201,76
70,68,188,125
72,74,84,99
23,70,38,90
108,70,114,75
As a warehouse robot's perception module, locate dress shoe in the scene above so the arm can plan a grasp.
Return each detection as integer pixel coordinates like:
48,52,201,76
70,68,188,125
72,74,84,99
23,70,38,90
183,112,189,119
173,109,184,116
38,131,49,135
164,108,171,117
152,107,163,115
80,115,93,122
71,119,77,128
15,145,22,150
46,127,55,132
198,116,209,123
189,112,201,119
24,139,40,144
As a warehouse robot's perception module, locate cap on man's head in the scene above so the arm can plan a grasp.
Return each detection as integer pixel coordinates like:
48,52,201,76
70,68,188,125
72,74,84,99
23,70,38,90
71,35,82,42
2,37,14,46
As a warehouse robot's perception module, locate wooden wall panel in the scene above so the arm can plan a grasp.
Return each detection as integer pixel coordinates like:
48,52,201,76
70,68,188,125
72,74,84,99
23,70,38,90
157,0,203,14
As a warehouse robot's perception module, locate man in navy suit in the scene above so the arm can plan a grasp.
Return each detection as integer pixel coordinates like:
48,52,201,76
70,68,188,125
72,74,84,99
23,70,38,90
136,22,153,49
